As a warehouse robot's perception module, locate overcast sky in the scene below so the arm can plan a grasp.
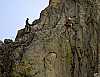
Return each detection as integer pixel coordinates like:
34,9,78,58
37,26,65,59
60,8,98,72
0,0,49,41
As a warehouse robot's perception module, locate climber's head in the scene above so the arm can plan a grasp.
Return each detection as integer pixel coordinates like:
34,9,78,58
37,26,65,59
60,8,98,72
68,17,71,20
27,18,29,20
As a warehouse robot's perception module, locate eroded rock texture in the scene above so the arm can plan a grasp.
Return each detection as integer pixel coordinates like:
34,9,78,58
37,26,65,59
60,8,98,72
0,0,100,77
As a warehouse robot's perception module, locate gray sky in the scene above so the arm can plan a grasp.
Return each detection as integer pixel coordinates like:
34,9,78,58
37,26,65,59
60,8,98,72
0,0,49,41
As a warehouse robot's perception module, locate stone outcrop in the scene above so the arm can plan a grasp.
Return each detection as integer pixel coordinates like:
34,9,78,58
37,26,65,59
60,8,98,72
0,0,100,77
4,39,13,44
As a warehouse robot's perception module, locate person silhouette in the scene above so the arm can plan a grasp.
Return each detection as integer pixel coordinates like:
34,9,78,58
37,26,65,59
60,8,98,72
25,18,31,32
26,18,29,26
65,17,72,27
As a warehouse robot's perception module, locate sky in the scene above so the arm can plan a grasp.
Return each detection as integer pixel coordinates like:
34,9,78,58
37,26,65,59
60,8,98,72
0,0,49,41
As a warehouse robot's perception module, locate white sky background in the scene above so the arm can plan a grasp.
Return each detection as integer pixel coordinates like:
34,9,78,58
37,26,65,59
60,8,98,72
0,0,49,41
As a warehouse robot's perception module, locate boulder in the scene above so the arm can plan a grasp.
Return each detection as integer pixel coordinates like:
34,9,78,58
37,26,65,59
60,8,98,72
4,39,13,44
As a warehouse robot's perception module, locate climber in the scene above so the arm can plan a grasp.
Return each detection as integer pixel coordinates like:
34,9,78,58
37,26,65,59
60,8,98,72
64,16,73,32
64,17,73,29
25,18,31,32
26,18,30,26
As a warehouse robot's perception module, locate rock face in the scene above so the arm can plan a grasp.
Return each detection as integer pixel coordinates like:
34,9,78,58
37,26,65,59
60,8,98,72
0,0,100,77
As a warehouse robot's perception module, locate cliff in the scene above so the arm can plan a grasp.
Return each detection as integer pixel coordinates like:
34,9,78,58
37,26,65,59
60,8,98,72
0,0,100,77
